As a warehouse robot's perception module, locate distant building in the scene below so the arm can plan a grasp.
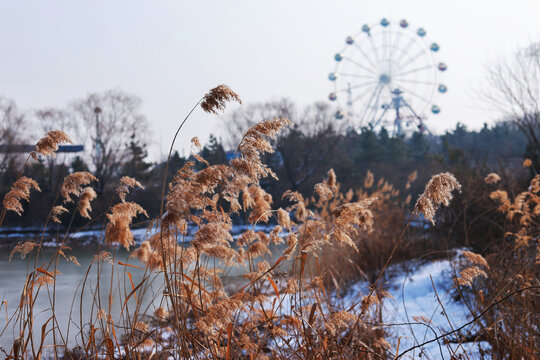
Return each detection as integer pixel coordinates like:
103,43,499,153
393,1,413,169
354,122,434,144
225,150,241,162
0,144,84,153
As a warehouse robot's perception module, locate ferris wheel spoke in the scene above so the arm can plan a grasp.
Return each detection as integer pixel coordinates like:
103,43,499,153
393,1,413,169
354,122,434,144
389,32,403,77
339,73,378,80
336,80,378,93
386,29,396,73
394,37,416,69
393,64,433,78
353,43,381,73
368,35,383,68
343,57,379,75
393,78,438,86
351,82,379,103
393,82,433,104
359,84,380,121
387,28,394,75
400,97,430,133
372,105,390,128
360,84,384,124
397,49,428,72
383,26,389,71
370,82,385,123
366,86,386,124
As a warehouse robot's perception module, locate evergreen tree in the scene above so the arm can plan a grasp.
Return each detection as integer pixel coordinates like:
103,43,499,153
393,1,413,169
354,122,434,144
408,131,430,160
123,132,151,180
199,134,227,166
70,155,89,173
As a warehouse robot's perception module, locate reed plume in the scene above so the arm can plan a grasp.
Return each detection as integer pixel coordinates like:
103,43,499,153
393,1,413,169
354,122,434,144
314,171,335,201
105,202,148,249
200,84,241,114
154,307,168,320
455,266,487,287
282,190,308,222
2,176,41,215
9,241,39,261
414,172,461,224
232,117,292,180
490,189,511,212
78,187,97,219
51,205,68,223
31,130,73,159
405,170,417,189
60,171,98,203
277,208,292,230
327,168,337,189
462,250,489,268
92,250,113,264
531,174,540,193
484,172,501,184
35,270,60,287
364,170,374,188
192,221,233,250
407,170,418,184
331,198,376,251
117,176,144,202
191,136,202,149
237,230,258,247
247,185,273,224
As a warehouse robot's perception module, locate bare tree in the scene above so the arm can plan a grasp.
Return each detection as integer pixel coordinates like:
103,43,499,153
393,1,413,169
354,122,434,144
483,43,540,162
34,108,71,135
0,98,27,173
222,98,348,148
222,98,297,148
275,102,344,191
71,89,150,193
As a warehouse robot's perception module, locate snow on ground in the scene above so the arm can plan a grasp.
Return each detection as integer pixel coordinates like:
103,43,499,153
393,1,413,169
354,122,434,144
381,258,488,359
248,253,487,359
2,223,489,358
0,223,275,248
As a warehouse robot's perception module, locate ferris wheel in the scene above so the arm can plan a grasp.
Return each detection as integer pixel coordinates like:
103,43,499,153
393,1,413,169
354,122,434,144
328,18,447,136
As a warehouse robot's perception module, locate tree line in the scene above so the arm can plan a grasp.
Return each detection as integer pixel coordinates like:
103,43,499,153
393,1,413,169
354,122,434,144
0,93,532,228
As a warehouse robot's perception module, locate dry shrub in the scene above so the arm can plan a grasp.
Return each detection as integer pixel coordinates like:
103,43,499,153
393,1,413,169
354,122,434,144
312,171,408,288
451,172,540,359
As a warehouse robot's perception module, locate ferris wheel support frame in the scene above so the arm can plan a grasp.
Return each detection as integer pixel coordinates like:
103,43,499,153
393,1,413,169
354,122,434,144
328,18,447,135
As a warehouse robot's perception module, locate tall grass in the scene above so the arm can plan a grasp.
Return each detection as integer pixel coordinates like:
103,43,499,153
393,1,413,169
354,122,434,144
0,85,537,359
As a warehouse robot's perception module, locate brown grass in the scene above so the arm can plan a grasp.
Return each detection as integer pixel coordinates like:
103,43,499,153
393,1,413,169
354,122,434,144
0,85,536,360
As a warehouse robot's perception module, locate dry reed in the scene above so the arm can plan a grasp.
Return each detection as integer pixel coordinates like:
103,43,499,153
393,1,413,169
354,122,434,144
2,176,41,215
5,86,529,360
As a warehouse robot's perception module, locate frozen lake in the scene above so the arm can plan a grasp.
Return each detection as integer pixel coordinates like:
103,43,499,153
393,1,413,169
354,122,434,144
0,227,483,358
0,224,280,353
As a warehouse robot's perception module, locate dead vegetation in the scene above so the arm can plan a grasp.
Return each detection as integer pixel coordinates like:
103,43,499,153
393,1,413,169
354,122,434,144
0,85,537,359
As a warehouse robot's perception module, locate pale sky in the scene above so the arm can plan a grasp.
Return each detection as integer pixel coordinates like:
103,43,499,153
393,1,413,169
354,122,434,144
1,1,539,160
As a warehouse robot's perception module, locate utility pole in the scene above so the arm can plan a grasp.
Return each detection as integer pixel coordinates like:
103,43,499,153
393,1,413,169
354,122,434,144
94,106,102,161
